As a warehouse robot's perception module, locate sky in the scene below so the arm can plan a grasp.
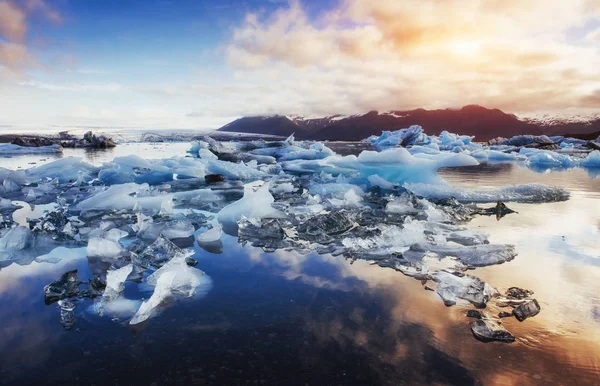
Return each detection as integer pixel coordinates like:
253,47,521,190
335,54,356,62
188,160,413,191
0,0,599,131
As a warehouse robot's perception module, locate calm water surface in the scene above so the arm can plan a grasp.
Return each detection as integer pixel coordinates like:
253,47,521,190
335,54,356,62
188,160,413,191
0,144,599,385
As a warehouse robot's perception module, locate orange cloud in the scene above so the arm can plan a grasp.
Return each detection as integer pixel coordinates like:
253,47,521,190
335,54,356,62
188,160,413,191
0,0,61,74
0,1,27,42
226,0,600,115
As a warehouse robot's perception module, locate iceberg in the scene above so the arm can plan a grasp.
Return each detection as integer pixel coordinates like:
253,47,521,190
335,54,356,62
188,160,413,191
363,125,427,150
217,182,285,226
580,150,600,168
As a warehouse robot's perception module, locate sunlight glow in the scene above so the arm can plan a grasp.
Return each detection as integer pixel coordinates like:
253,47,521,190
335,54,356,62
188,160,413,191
452,41,481,55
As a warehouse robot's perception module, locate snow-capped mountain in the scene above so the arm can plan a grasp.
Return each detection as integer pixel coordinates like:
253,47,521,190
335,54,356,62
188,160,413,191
219,105,582,141
519,112,600,137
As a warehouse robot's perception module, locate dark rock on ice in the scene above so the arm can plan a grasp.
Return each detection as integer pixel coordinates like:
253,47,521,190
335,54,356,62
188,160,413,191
475,201,516,220
205,174,226,184
44,270,81,304
505,287,534,300
80,274,107,298
185,257,198,266
83,131,116,148
466,310,483,319
11,136,56,147
60,131,116,149
512,299,541,321
471,318,515,343
488,135,556,148
586,141,600,151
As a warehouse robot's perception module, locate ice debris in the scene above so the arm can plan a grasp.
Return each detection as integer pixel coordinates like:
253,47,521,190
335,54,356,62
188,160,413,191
130,256,211,325
44,270,80,304
512,299,541,321
0,132,558,338
471,318,515,343
197,224,222,243
58,299,76,330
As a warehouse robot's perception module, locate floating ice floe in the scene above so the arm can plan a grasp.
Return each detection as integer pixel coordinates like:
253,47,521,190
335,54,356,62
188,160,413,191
0,131,562,339
0,143,63,154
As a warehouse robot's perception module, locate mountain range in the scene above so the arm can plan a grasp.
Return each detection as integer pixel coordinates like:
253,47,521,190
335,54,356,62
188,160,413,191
217,105,600,141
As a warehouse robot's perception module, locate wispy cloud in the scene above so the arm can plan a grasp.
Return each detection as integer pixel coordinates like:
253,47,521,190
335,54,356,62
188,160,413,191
0,0,62,79
18,80,124,92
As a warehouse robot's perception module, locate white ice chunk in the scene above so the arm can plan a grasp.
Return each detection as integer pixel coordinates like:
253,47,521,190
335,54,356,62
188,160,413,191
197,224,223,243
206,160,266,180
27,157,98,184
217,181,285,225
580,150,600,168
130,256,211,325
2,179,20,193
87,229,127,260
198,148,218,160
87,237,124,259
0,226,33,251
103,264,133,301
368,174,398,190
129,271,176,325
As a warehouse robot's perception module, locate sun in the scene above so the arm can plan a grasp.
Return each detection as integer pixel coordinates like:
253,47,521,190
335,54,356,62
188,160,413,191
452,41,481,55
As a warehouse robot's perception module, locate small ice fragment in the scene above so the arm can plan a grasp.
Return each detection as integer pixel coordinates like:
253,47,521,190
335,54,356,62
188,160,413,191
103,264,133,301
58,299,76,330
432,271,499,308
2,179,20,193
512,299,541,321
197,224,222,243
87,236,124,260
0,226,33,252
505,287,534,300
470,318,515,343
159,198,174,216
135,234,193,268
44,270,80,304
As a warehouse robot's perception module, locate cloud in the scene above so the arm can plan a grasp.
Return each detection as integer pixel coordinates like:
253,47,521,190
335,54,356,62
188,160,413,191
18,80,124,92
586,26,600,42
581,89,600,107
0,0,62,73
0,1,27,42
225,0,600,115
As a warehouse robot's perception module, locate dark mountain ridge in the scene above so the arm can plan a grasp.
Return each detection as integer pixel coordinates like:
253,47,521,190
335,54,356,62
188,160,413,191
217,105,600,141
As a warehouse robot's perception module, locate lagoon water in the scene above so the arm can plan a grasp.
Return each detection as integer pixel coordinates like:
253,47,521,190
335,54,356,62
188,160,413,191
0,143,599,385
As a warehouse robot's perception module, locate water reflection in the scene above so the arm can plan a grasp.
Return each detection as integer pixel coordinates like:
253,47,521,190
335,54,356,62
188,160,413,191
1,157,600,384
